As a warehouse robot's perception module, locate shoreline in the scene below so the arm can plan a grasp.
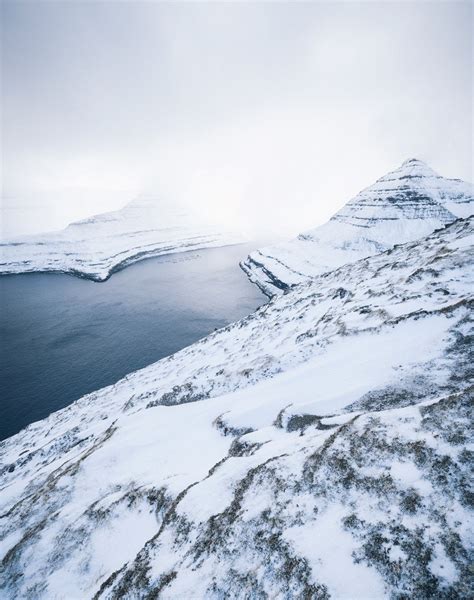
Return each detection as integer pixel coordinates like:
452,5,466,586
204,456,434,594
0,241,268,441
0,238,250,283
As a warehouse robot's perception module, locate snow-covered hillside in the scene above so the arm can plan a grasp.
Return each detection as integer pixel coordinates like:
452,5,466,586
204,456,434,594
0,195,244,281
242,159,474,296
1,216,472,599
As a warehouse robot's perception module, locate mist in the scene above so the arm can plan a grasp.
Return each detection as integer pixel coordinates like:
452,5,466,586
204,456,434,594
1,0,472,239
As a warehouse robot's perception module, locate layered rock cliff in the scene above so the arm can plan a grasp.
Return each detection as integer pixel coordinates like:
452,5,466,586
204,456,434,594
241,159,473,296
0,195,244,281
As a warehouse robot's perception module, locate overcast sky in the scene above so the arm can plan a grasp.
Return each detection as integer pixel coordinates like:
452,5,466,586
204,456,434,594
1,0,472,238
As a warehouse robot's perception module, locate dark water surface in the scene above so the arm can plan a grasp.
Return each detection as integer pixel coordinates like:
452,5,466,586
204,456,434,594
0,244,266,440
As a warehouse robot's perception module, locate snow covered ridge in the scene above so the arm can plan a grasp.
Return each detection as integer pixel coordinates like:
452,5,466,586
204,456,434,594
242,158,474,296
0,195,245,281
1,217,472,599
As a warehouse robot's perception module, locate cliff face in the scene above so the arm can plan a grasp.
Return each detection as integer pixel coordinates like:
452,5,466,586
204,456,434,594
241,159,474,296
1,217,472,599
0,195,245,281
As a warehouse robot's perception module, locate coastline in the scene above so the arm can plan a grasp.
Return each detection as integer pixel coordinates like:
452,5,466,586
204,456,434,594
1,217,471,598
0,237,248,283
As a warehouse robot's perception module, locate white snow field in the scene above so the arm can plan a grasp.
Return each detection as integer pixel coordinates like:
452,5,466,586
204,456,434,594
0,195,245,281
1,216,472,599
241,158,474,296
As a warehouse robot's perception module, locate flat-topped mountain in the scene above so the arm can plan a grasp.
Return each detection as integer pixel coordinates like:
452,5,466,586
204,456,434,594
0,195,244,281
241,159,473,296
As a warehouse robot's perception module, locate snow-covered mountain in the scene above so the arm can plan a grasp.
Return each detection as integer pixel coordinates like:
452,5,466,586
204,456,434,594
1,216,472,599
0,195,245,281
241,159,474,296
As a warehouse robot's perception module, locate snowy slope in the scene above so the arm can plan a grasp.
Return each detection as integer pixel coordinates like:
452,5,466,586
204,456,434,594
242,159,474,296
1,217,472,599
0,195,245,281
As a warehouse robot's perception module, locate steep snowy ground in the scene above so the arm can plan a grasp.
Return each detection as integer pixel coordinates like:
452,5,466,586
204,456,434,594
242,159,473,296
0,195,244,281
1,217,472,599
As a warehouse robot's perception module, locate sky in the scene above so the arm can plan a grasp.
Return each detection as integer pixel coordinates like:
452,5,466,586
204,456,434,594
1,0,472,239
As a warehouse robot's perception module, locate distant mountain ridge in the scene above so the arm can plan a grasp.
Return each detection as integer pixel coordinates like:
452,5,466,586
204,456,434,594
241,159,473,296
329,159,457,227
0,194,245,281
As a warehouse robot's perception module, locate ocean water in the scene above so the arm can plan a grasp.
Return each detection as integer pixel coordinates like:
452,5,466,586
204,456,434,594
0,244,266,440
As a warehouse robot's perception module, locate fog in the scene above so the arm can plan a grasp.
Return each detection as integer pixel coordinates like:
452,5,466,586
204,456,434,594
1,0,472,239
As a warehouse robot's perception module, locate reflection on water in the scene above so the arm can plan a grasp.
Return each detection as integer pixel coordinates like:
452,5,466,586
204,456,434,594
0,244,266,440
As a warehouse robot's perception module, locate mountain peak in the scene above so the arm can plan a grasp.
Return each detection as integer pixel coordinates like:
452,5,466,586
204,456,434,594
381,157,440,181
401,157,427,167
242,160,473,295
329,158,456,229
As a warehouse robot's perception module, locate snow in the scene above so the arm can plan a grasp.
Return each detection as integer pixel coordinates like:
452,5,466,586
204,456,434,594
390,461,433,495
0,194,245,281
428,543,458,586
0,214,472,598
285,504,387,599
242,159,473,295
